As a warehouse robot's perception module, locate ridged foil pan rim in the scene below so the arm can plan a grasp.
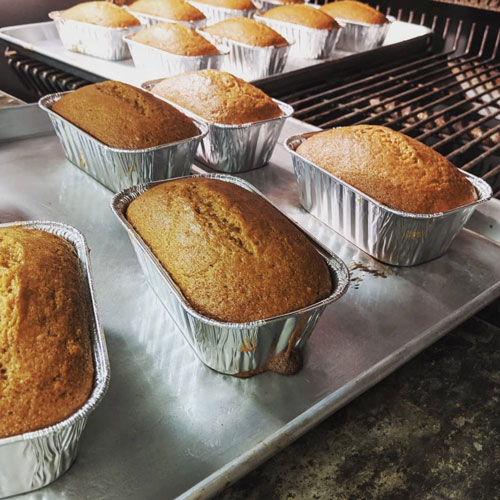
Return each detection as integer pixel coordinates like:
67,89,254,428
110,174,350,328
198,27,293,51
123,32,230,61
334,14,395,29
141,78,294,128
125,8,207,28
0,220,110,446
285,131,493,218
48,10,141,32
187,1,258,16
38,91,209,152
254,13,336,37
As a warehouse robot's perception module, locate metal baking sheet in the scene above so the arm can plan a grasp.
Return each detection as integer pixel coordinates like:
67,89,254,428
0,20,432,86
1,115,499,500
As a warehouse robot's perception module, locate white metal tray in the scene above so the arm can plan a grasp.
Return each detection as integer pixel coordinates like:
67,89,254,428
1,117,499,500
0,20,432,86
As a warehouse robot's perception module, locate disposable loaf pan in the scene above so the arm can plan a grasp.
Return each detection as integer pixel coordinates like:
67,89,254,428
285,131,493,266
111,174,349,376
187,1,258,23
39,91,208,193
124,32,228,80
0,221,109,499
199,29,291,80
255,0,305,12
126,9,207,28
142,78,294,173
334,15,392,52
254,13,341,59
49,11,141,60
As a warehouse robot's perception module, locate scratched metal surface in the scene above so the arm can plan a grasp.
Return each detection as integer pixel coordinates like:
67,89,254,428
1,117,499,499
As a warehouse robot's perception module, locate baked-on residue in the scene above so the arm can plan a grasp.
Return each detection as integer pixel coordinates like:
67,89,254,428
0,227,94,438
203,17,288,47
52,80,199,149
262,5,340,30
129,0,206,21
59,1,141,27
296,125,477,214
131,22,219,56
320,0,388,24
126,178,332,323
151,69,283,124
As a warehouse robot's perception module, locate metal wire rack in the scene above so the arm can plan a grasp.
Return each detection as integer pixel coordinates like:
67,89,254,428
263,8,500,199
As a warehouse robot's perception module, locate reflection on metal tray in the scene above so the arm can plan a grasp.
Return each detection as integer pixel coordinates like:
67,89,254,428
0,20,432,86
1,114,499,500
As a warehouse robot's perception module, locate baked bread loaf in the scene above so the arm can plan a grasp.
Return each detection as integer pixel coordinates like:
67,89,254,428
320,0,388,24
203,17,288,47
59,1,140,27
261,5,340,30
129,0,206,22
130,22,219,55
192,0,256,11
52,80,199,149
296,125,477,214
126,177,332,322
151,69,283,124
0,227,94,438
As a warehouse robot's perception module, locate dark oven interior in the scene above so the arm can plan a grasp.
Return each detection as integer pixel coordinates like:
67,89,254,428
3,0,500,198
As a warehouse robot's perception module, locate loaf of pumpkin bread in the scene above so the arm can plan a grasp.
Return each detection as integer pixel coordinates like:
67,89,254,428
0,227,94,438
296,125,477,214
126,177,332,322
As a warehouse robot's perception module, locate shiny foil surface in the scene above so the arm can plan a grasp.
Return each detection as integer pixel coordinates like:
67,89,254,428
199,30,291,80
39,92,208,193
0,221,110,498
143,79,294,172
188,1,257,23
255,0,306,13
48,11,141,60
124,34,228,80
286,132,493,266
255,15,340,59
334,16,392,52
126,10,207,28
111,174,349,375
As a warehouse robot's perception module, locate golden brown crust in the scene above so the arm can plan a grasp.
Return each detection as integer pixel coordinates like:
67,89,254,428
192,0,256,10
59,1,141,27
262,4,340,30
126,178,332,323
203,17,288,47
320,0,388,24
296,125,477,214
129,0,205,22
52,80,199,149
131,22,219,55
0,228,94,439
151,69,283,124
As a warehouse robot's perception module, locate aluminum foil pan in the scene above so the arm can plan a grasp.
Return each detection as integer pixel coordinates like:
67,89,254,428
188,1,258,23
124,33,228,79
0,220,109,498
254,14,340,59
142,79,293,172
286,132,493,266
255,0,305,12
199,30,291,80
334,15,392,52
49,11,141,60
111,174,349,376
38,92,208,193
126,10,207,28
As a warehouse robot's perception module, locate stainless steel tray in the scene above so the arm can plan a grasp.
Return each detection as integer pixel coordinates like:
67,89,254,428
0,20,432,86
1,114,499,500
